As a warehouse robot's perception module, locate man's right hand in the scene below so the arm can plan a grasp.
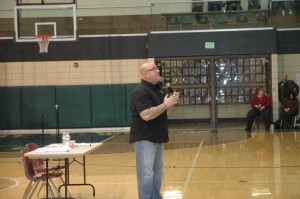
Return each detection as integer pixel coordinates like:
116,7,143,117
163,91,179,109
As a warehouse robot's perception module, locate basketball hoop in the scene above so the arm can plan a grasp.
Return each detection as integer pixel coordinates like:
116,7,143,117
36,35,51,53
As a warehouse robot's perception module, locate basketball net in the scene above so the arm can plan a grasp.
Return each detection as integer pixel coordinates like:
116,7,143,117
36,35,51,53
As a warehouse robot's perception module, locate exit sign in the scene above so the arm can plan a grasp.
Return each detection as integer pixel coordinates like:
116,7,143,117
205,42,215,49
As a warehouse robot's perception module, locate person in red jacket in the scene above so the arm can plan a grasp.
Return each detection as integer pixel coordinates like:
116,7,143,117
279,93,299,129
245,88,272,132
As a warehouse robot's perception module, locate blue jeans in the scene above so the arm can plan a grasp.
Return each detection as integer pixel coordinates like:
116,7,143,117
134,140,164,199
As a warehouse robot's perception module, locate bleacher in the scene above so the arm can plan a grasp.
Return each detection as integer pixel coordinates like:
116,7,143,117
0,0,299,37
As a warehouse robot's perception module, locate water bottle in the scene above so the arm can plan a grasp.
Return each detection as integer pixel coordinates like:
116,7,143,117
62,132,67,146
269,124,274,132
65,133,70,147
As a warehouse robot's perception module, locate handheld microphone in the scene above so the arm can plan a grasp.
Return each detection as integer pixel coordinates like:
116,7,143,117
166,83,173,95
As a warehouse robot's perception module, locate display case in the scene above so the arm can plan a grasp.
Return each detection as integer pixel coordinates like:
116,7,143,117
215,57,267,104
156,56,267,105
156,59,210,105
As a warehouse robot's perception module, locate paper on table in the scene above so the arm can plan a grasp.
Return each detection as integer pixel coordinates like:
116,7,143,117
34,147,70,152
75,143,92,146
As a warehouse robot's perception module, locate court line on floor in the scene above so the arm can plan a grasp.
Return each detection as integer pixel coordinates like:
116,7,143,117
0,177,19,192
182,141,204,198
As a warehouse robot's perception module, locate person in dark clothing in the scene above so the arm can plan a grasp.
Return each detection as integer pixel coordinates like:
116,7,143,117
192,2,204,23
130,62,179,199
245,88,272,132
226,1,242,10
208,1,223,11
248,0,261,10
192,2,203,12
279,93,299,129
278,73,299,104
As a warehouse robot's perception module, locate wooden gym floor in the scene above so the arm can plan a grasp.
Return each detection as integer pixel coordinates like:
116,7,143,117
1,125,300,199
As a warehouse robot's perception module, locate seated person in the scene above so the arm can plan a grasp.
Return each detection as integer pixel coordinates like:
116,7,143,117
269,0,293,15
226,1,242,11
284,1,293,15
208,1,223,11
192,2,203,12
248,0,261,10
245,88,272,132
279,93,299,129
192,2,204,23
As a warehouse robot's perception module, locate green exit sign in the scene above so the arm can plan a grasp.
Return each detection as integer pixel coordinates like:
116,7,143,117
205,42,215,49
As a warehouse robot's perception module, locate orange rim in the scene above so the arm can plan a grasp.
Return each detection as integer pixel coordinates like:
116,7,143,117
35,35,51,41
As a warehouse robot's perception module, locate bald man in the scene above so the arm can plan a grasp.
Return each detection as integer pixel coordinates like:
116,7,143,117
278,73,299,104
129,63,179,199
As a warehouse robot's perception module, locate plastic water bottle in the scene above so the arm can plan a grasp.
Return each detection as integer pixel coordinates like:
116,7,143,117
269,124,274,132
62,132,67,146
65,133,70,147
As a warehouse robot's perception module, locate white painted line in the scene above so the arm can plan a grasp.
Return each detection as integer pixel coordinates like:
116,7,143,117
182,141,203,198
0,177,19,192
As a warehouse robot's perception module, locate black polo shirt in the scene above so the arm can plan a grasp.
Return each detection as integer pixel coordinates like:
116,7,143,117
129,80,169,144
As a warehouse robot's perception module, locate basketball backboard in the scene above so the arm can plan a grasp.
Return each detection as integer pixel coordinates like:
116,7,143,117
14,1,77,42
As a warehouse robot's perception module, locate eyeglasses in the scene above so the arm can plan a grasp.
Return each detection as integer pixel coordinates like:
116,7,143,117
146,67,159,72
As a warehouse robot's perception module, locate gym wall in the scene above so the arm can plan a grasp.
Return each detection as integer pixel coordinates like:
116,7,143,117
0,29,300,130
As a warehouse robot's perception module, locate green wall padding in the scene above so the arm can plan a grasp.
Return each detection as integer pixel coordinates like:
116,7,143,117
125,84,137,126
21,86,56,129
0,84,135,130
56,85,92,128
91,84,127,127
0,87,21,129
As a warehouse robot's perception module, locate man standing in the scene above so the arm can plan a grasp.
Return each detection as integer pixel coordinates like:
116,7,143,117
278,73,299,104
130,62,179,199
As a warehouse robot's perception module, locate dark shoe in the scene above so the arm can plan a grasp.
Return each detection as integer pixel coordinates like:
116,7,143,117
245,128,251,133
283,121,292,129
285,125,292,130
